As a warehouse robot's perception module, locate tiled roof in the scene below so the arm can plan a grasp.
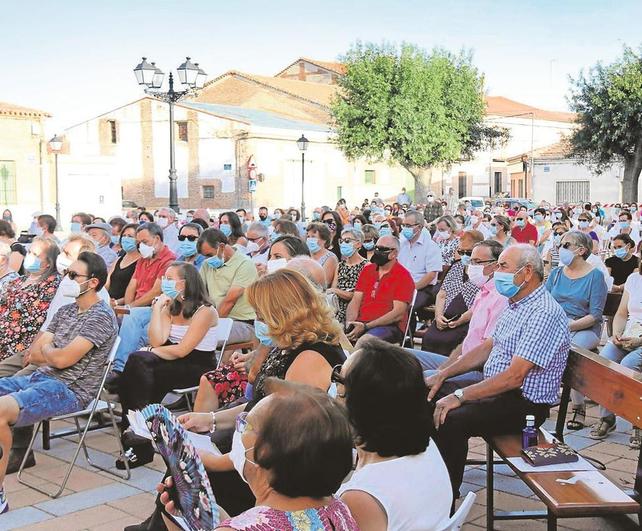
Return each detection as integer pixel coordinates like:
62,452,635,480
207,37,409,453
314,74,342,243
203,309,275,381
275,58,347,77
0,101,50,118
507,139,573,161
485,96,576,123
180,102,329,132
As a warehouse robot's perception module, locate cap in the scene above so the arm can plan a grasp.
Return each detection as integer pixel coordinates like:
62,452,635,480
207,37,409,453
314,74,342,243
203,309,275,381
84,222,111,233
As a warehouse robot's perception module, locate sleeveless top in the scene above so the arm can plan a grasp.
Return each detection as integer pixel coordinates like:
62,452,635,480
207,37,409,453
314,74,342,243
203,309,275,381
108,254,138,300
167,306,218,351
336,260,367,323
318,251,334,267
250,341,346,409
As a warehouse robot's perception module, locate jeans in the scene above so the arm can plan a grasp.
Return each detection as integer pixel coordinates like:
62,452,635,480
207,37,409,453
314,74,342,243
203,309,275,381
598,342,642,419
113,307,152,372
409,349,484,395
569,329,601,407
0,372,82,427
365,325,402,344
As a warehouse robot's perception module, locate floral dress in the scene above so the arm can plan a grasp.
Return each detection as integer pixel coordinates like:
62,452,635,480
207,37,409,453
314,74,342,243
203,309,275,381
217,497,359,531
435,237,460,266
335,259,367,324
0,274,61,360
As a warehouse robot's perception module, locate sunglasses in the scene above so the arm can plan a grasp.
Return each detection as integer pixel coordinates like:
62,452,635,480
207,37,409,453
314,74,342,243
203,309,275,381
374,246,394,253
66,270,91,280
363,239,374,244
178,234,198,242
457,249,473,256
323,219,337,226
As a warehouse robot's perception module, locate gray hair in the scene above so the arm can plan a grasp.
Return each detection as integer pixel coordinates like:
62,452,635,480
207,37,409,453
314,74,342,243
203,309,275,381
563,230,593,260
341,228,363,242
136,221,164,241
158,207,177,220
248,221,268,237
474,239,504,261
404,210,424,226
179,222,204,236
286,256,326,291
513,243,544,280
378,235,400,251
361,224,379,240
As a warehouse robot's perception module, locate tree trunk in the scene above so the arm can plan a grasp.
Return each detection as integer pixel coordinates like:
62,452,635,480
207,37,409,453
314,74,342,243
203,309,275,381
622,146,642,203
402,164,434,203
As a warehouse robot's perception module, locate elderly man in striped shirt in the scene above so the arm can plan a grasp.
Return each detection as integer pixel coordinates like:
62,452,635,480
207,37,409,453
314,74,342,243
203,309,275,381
426,244,571,500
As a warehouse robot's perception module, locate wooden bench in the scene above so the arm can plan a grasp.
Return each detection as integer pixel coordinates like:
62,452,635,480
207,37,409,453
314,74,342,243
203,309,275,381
485,346,641,530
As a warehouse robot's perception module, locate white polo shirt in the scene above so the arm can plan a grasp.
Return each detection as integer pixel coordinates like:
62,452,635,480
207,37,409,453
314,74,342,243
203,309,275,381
398,229,443,285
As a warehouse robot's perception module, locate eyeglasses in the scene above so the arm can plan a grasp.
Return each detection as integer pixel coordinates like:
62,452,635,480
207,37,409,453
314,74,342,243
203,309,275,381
339,238,358,244
247,236,264,242
363,239,374,244
331,364,344,385
374,246,394,253
561,242,575,249
401,223,419,229
66,271,91,280
323,219,337,228
457,249,473,256
178,234,198,242
470,259,496,265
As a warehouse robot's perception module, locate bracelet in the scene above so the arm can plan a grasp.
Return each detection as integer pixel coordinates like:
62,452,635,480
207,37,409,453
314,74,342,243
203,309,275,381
363,322,369,332
209,412,217,434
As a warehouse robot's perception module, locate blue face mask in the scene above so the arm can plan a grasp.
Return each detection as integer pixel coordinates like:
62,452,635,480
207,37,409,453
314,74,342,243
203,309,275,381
353,221,362,231
515,219,525,228
534,214,544,222
340,242,356,257
23,253,42,273
460,255,471,266
254,320,273,346
312,212,321,221
558,247,576,267
620,221,631,230
614,247,628,259
494,268,525,298
379,227,392,237
363,241,375,251
220,224,232,237
401,227,415,240
374,221,382,229
121,236,137,253
161,278,180,299
307,237,321,254
70,222,82,234
489,225,498,236
206,254,224,269
179,240,198,257
578,221,589,229
270,231,281,243
111,235,120,245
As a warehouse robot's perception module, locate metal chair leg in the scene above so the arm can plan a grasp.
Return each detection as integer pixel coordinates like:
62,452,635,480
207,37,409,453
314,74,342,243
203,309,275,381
486,443,495,531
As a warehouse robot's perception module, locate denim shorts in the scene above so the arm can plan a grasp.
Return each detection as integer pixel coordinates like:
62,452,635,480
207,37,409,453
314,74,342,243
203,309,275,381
0,371,82,427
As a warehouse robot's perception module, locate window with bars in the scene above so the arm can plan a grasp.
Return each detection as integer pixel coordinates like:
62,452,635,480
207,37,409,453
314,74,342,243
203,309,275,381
494,171,502,193
108,120,117,144
177,121,188,142
0,161,17,204
202,185,215,199
556,181,590,204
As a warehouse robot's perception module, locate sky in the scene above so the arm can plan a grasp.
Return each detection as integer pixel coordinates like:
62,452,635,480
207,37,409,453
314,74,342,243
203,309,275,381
2,0,641,132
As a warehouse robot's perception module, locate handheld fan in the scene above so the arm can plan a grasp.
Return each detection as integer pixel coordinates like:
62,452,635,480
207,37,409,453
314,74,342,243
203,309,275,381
141,403,219,531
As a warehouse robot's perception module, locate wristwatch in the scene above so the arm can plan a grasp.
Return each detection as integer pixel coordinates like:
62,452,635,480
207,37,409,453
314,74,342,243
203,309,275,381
454,389,465,403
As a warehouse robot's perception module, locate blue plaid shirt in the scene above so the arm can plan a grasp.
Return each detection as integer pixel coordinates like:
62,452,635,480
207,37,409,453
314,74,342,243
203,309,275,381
484,285,570,404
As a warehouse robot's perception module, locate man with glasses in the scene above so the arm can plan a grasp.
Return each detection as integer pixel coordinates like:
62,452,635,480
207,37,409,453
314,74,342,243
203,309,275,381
245,222,270,267
511,211,538,246
345,235,415,344
426,244,570,500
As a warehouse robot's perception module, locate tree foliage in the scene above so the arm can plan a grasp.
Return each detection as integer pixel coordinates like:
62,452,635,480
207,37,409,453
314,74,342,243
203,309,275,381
568,46,642,201
330,42,508,195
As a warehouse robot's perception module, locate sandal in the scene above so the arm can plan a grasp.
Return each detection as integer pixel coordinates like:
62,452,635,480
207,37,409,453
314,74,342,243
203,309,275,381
566,406,586,431
629,428,641,450
589,415,616,440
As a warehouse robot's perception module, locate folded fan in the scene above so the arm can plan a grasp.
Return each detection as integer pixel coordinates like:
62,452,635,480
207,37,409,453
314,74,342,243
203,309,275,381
141,403,219,531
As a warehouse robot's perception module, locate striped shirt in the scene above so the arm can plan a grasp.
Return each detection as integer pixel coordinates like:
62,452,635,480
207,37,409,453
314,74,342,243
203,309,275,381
484,285,570,404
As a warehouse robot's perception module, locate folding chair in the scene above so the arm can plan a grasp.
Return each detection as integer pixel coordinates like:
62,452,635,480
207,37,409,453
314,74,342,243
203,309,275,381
437,492,477,531
400,289,418,347
17,337,130,498
170,317,234,411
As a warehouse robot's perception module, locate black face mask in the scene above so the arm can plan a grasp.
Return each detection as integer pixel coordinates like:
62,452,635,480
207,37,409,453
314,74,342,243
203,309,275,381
259,215,267,221
371,249,392,266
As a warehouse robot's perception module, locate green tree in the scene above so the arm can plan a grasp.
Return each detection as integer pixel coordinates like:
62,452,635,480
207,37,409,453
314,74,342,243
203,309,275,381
330,42,508,199
569,46,642,202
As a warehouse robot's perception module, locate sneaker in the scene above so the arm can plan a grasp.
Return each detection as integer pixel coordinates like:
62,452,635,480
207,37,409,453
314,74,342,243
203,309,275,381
589,416,616,440
6,449,35,475
0,487,9,514
629,428,641,450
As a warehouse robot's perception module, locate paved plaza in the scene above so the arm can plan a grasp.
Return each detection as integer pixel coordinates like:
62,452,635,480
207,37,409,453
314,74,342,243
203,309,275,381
0,400,637,531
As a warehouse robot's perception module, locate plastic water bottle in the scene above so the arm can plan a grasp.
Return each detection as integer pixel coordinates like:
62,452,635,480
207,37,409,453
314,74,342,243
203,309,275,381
522,415,538,449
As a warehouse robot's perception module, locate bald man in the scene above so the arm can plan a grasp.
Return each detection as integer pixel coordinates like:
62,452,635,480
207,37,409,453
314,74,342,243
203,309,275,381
286,256,326,291
345,235,415,344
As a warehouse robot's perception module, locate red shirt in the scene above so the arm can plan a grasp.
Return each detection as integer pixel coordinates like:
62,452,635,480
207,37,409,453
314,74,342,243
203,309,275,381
132,245,176,300
354,261,415,331
511,222,538,245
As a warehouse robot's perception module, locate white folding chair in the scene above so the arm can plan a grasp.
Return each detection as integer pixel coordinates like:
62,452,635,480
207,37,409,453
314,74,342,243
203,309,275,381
170,317,234,411
400,289,418,347
438,492,477,531
18,336,130,498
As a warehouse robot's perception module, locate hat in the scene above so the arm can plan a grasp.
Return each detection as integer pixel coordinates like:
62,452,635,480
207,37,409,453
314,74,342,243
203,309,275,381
84,222,111,233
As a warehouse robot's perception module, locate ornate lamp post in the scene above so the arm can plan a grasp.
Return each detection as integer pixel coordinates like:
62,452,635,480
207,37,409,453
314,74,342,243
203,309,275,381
296,134,309,222
133,57,207,212
48,134,64,227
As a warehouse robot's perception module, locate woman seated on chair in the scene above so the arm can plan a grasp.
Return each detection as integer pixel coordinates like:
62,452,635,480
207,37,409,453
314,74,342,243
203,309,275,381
116,261,218,470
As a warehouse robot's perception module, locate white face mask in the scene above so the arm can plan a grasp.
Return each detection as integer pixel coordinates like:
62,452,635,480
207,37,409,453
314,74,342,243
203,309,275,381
56,255,73,275
139,242,155,259
245,241,260,254
267,258,288,274
467,264,489,288
469,216,479,226
156,217,169,228
230,430,254,484
60,275,91,299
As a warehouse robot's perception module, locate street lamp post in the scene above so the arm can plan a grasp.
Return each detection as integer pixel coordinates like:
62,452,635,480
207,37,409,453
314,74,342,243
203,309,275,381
48,134,64,227
296,134,309,222
133,57,207,212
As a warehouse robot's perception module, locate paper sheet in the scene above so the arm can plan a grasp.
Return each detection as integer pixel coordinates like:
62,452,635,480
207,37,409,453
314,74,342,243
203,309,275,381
506,455,597,473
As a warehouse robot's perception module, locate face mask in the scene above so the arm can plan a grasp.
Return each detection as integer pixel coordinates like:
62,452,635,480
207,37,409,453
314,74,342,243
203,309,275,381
614,247,628,259
56,255,73,275
121,236,137,253
290,214,297,222
220,224,232,237
460,255,471,266
384,210,391,216
327,382,338,398
340,242,356,257
371,249,392,267
620,221,631,230
61,276,91,298
267,258,287,274
363,241,375,251
577,220,590,229
534,214,544,222
436,230,450,240
312,211,321,221
254,320,273,346
269,231,281,243
467,264,489,287
206,254,225,269
157,217,169,229
186,216,193,223
379,227,392,237
553,234,563,245
373,221,382,229
306,237,321,254
33,226,44,237
574,208,582,215
353,221,362,231
494,268,525,298
161,278,180,299
139,242,155,259
554,212,562,220
469,216,479,225
70,222,82,234
230,430,254,484
2,215,10,221
489,225,498,236
515,219,525,228
110,235,120,245
558,246,576,266
427,197,434,203
24,253,42,273
245,241,259,254
401,227,415,240
259,214,267,221
179,240,197,257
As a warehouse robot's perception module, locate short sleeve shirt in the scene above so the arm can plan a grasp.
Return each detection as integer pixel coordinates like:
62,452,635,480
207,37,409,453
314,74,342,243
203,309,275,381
40,300,118,407
132,245,176,300
199,251,258,321
398,230,443,284
354,261,415,331
511,223,538,244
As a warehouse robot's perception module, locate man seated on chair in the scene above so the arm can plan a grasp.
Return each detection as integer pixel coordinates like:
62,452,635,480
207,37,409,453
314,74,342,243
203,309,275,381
0,252,117,513
345,235,415,344
426,244,570,500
